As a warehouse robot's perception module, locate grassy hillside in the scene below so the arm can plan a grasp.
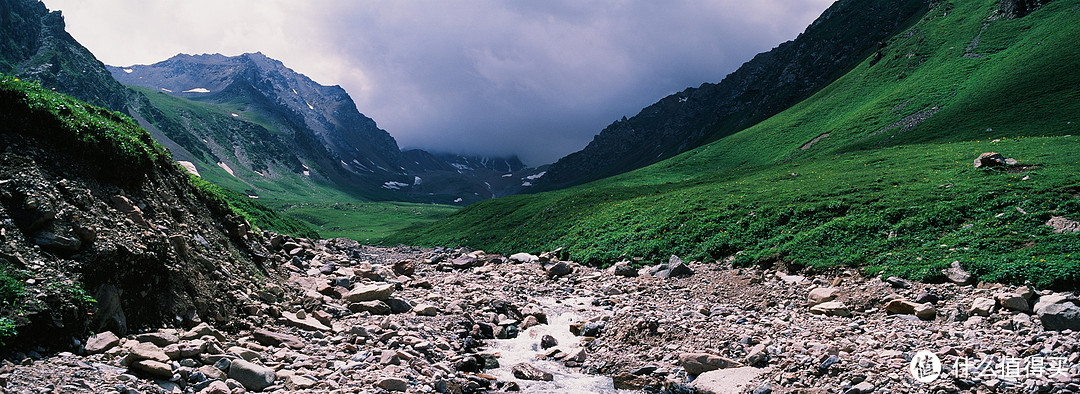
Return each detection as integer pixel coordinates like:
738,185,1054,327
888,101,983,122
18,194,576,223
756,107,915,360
127,87,462,241
386,0,1080,288
269,201,458,243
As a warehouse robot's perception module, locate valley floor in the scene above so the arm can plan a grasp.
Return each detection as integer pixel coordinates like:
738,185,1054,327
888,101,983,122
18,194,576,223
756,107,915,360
2,239,1079,393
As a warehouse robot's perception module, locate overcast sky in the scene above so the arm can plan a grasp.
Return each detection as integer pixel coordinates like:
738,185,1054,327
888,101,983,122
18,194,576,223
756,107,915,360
42,0,834,166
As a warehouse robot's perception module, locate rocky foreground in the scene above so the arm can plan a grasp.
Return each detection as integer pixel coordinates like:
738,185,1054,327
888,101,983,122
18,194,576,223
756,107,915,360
1,236,1079,393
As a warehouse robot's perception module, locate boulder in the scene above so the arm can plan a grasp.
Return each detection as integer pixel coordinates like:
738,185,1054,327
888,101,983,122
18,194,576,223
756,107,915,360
349,300,392,315
885,298,937,320
512,363,554,381
125,342,170,365
1045,216,1080,234
679,353,743,375
1015,286,1035,300
130,359,173,379
653,255,695,278
809,301,851,317
385,298,413,314
613,261,638,277
451,254,477,269
970,297,996,317
973,152,1007,168
391,260,415,277
942,261,974,285
690,367,764,394
344,283,395,302
996,293,1030,312
1037,303,1080,331
85,331,120,354
546,261,572,277
227,359,276,392
509,253,539,263
885,276,911,289
808,287,839,306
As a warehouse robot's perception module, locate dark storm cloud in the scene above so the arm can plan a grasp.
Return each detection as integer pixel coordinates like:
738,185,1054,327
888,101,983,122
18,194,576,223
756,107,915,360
43,0,834,165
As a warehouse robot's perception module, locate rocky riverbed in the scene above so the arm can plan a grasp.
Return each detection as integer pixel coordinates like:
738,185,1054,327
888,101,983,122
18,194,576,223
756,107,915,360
1,236,1079,393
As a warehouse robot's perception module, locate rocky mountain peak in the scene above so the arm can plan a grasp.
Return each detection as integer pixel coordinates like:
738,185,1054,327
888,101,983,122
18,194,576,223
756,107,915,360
0,0,129,111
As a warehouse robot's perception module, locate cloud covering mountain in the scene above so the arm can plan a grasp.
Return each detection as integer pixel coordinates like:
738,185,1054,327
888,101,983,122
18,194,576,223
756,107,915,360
42,0,833,165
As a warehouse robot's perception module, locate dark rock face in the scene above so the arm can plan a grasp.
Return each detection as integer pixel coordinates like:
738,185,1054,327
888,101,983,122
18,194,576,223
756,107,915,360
0,0,129,111
533,0,931,191
998,0,1053,18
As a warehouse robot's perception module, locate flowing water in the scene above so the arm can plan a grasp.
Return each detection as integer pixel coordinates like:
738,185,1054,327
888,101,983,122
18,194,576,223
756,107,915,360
485,296,632,393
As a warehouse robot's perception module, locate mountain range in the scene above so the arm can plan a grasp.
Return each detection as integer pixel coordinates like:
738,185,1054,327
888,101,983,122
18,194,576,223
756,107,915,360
108,53,543,205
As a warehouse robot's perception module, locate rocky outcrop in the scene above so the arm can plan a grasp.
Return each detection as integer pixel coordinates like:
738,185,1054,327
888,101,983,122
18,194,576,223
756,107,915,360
997,0,1054,18
0,0,129,111
0,78,276,354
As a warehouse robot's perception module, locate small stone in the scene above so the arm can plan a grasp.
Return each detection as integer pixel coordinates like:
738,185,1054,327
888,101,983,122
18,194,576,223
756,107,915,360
914,292,939,304
200,380,230,394
136,332,180,347
1015,286,1035,300
885,276,911,289
252,329,304,349
579,322,604,337
344,283,395,302
540,335,558,350
690,367,764,394
377,377,409,392
521,315,541,329
282,311,332,331
612,372,651,390
807,287,839,306
809,301,851,317
970,297,996,317
850,381,875,394
413,304,438,316
349,300,392,315
227,347,259,362
679,353,743,375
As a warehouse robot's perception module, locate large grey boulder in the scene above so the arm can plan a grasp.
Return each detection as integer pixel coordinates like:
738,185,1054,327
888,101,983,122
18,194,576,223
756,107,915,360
227,359,277,392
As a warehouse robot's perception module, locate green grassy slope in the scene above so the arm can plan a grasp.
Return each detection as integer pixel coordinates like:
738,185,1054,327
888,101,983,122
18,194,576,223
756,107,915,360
386,0,1080,288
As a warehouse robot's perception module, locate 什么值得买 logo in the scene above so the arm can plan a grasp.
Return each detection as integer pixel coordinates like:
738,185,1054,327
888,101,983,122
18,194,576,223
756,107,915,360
909,350,1072,382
